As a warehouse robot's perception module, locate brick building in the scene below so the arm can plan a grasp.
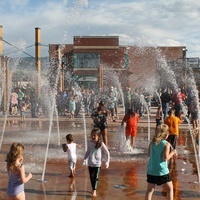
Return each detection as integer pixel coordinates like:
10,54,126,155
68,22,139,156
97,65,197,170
49,36,187,91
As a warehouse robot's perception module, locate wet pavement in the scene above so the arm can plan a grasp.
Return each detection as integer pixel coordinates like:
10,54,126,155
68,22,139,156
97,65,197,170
0,107,200,200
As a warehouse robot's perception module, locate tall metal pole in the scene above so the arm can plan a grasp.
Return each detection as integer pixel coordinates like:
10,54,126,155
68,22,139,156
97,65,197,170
35,27,41,96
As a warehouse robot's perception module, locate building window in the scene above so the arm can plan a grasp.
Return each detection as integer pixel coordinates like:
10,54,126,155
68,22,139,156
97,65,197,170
73,53,100,68
124,53,129,68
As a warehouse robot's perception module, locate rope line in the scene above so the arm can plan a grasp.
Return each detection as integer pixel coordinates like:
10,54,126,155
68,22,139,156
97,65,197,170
3,39,35,58
2,39,49,57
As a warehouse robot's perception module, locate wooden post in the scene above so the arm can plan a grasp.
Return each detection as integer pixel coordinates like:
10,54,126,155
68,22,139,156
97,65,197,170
3,56,9,113
0,26,3,109
35,27,41,96
98,65,103,92
6,57,11,113
98,66,101,91
58,46,64,91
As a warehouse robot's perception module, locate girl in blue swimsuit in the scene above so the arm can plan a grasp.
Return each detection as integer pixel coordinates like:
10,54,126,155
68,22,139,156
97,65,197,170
6,142,32,200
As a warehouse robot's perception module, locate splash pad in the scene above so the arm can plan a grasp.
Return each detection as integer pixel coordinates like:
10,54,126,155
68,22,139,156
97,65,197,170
0,106,200,199
0,3,200,197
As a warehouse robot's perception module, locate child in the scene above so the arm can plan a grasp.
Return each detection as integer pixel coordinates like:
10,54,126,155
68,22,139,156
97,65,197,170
91,101,109,147
68,96,76,119
121,109,139,148
155,105,162,127
6,142,32,200
145,124,178,200
164,109,182,149
83,128,110,197
62,134,81,177
189,96,199,130
107,92,117,122
20,102,30,122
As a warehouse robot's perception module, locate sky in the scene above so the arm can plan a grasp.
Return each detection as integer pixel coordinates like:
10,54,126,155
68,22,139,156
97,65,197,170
1,0,200,58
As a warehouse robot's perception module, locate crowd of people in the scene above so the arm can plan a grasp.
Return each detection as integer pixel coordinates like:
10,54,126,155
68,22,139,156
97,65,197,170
9,88,30,122
8,84,200,120
159,87,199,130
55,86,121,119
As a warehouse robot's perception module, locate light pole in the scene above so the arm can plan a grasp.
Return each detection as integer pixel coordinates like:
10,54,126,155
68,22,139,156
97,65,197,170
182,48,187,66
182,48,187,88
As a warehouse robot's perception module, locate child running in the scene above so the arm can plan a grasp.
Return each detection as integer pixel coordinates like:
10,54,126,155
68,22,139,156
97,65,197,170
121,109,139,148
83,128,110,197
6,142,32,200
62,134,81,177
145,124,178,200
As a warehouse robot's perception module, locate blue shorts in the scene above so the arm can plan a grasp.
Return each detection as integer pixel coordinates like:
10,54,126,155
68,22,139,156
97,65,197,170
147,174,171,185
20,111,25,117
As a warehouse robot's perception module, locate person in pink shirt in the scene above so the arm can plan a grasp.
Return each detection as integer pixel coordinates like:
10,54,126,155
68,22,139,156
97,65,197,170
10,91,18,115
172,88,185,119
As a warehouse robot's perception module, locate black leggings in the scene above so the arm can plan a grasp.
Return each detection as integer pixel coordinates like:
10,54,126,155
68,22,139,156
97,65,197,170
88,166,101,190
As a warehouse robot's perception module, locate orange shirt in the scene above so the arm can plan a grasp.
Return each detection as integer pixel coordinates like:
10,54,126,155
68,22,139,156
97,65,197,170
164,115,182,136
122,113,139,137
128,114,139,127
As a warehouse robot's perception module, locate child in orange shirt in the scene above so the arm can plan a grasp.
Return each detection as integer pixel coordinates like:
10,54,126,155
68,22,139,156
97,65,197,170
164,109,182,149
121,109,139,148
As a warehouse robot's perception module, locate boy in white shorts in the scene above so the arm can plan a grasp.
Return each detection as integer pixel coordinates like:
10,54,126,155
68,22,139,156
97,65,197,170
62,134,81,177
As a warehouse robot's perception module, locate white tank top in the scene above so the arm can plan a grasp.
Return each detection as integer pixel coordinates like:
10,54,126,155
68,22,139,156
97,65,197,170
66,143,77,162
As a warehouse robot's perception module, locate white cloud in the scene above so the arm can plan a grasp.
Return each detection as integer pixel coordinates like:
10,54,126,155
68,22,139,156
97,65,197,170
159,39,183,46
1,0,200,58
75,0,88,6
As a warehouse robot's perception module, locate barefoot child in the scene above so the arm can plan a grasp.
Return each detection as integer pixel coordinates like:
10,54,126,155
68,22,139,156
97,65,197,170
83,128,110,197
20,102,30,122
62,134,81,177
68,96,76,119
145,124,178,200
6,142,32,200
121,109,139,148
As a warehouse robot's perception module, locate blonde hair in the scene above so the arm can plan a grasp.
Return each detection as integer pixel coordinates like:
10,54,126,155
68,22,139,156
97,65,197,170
152,124,169,145
5,142,24,172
